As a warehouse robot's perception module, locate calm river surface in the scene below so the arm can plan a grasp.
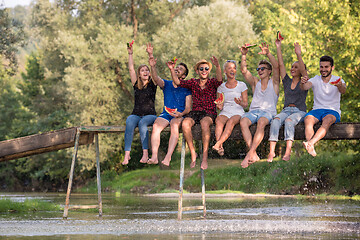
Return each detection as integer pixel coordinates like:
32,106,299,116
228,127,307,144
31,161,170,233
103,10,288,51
0,192,359,239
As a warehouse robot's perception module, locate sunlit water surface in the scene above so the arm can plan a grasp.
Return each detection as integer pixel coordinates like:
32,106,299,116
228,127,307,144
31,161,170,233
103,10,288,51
0,192,359,239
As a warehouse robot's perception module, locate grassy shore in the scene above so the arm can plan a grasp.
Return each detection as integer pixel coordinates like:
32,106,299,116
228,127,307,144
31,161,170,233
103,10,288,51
0,199,61,213
81,152,360,198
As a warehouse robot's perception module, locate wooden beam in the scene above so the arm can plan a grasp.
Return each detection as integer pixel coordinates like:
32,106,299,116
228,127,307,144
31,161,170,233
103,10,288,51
0,127,94,162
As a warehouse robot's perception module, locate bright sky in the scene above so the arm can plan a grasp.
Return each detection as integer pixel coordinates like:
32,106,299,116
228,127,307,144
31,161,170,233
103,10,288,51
3,0,31,8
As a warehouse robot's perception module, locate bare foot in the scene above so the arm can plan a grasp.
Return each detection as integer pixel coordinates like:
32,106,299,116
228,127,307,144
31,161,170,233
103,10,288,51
122,152,131,165
267,153,275,162
201,159,208,170
212,145,224,156
147,157,158,164
282,155,290,161
241,153,251,168
190,152,197,168
303,141,317,157
248,154,260,166
161,155,171,166
140,156,149,163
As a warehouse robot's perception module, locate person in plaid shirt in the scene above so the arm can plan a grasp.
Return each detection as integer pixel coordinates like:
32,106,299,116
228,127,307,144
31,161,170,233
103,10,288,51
172,57,223,169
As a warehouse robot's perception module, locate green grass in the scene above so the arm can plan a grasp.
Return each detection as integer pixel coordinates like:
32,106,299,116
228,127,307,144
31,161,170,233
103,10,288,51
0,199,61,213
80,152,360,197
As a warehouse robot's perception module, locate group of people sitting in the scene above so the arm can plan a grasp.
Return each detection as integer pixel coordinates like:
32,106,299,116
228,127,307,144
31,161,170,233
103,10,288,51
121,38,346,170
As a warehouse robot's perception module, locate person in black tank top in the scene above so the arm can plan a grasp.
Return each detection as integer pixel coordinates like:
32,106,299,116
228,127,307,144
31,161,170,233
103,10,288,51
122,42,157,165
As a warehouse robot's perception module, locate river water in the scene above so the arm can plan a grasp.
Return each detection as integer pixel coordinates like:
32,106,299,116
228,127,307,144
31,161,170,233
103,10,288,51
0,192,359,239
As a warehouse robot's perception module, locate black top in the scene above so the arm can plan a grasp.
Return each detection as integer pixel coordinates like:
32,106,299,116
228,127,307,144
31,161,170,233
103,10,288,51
131,80,157,116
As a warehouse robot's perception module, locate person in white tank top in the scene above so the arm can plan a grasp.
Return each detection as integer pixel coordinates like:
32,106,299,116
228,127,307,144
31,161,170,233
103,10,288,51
300,55,346,157
239,42,280,168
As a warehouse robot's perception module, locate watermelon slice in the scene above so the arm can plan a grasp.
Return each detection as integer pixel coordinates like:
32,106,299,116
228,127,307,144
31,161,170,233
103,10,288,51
165,106,177,114
214,93,224,104
330,77,341,85
127,40,134,48
172,57,178,64
277,31,284,41
245,43,257,49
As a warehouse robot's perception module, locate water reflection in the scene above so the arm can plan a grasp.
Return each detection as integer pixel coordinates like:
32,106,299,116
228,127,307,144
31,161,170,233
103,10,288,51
0,193,359,239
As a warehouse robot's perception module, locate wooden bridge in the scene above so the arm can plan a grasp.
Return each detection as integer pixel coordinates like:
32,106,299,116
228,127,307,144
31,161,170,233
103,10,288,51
1,123,360,219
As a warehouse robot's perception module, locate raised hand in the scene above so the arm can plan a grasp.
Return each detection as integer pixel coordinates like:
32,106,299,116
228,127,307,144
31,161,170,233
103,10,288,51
148,56,157,67
211,56,220,67
258,42,270,55
239,45,249,55
146,43,153,56
127,44,133,55
166,61,175,70
275,39,281,48
294,42,302,55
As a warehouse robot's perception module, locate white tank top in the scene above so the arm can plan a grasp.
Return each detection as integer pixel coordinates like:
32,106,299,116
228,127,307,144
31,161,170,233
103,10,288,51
249,78,278,116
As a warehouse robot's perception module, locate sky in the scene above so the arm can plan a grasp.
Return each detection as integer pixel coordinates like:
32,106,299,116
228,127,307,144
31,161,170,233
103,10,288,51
3,0,32,8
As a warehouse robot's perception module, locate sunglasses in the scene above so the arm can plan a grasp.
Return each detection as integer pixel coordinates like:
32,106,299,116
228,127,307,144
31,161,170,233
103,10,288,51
256,67,269,71
199,67,210,71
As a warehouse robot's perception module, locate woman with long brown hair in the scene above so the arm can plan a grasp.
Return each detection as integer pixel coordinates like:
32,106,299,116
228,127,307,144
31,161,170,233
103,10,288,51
122,43,157,165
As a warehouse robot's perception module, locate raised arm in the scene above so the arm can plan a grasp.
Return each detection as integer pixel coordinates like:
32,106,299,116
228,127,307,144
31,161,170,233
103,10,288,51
275,39,286,80
211,56,223,82
127,43,137,86
167,61,181,86
146,43,164,88
239,45,258,89
259,42,280,95
294,42,308,78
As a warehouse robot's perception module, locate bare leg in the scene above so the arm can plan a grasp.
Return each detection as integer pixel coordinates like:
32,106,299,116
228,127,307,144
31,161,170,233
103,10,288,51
140,149,149,163
182,117,197,168
282,140,293,161
213,115,228,155
267,141,276,162
122,151,131,165
162,117,182,166
214,115,241,156
242,117,269,168
148,118,169,164
200,116,213,170
303,115,319,157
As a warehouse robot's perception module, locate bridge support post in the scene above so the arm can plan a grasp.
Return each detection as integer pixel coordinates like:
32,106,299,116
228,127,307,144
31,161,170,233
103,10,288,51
95,133,103,217
178,136,206,220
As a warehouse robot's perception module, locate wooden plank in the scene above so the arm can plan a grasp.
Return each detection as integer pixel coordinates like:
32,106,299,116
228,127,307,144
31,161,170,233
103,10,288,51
0,127,94,162
191,122,360,140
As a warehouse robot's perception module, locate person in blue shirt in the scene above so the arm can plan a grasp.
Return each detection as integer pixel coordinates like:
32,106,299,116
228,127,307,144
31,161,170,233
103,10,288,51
146,43,192,166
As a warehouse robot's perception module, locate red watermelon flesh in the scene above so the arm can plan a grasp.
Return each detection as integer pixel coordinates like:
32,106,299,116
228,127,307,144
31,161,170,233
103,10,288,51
277,31,284,41
165,106,177,114
330,77,341,85
127,40,134,48
214,93,224,104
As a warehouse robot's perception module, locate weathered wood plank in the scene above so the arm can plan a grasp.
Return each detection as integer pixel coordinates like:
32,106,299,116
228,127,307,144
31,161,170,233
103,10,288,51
0,127,94,162
190,122,360,141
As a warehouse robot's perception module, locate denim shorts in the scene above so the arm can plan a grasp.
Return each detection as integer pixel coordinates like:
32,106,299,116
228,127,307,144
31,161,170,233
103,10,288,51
305,109,340,123
158,112,174,122
242,109,274,124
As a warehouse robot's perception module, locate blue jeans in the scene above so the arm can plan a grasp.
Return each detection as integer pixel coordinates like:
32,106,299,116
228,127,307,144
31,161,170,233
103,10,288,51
124,114,157,151
269,107,306,141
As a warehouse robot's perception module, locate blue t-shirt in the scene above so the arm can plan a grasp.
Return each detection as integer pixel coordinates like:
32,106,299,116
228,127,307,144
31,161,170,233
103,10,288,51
162,79,191,114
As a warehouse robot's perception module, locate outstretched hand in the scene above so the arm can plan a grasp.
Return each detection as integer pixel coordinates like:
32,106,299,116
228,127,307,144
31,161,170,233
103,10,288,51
239,45,249,55
127,44,133,55
166,61,175,70
211,56,220,67
258,42,270,55
146,43,153,56
301,76,309,84
294,42,301,55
